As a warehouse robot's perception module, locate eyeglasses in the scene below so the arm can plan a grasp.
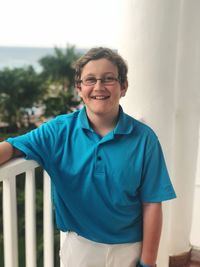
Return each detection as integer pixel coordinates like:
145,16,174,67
79,75,120,86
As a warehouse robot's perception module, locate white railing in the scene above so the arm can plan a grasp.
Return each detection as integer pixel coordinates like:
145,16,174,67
0,158,64,267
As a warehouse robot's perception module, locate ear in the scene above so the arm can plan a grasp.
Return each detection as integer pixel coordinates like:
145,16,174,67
120,80,128,97
76,83,83,98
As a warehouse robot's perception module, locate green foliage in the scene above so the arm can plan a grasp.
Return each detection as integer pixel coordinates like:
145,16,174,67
39,45,82,117
0,44,83,132
0,66,47,131
43,91,81,117
0,44,82,265
0,183,3,266
39,45,81,91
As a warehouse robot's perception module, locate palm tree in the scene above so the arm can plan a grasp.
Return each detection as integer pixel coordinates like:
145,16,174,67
39,45,82,116
39,45,81,92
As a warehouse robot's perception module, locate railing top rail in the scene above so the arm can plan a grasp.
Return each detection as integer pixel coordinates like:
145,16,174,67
0,158,39,181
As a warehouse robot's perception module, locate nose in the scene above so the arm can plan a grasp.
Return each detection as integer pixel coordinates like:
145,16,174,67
94,79,105,89
96,78,103,83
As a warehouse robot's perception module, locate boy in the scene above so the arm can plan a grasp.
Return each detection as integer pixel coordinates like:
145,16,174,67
0,47,176,267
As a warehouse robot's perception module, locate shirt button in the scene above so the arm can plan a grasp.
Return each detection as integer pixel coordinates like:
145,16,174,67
97,156,102,161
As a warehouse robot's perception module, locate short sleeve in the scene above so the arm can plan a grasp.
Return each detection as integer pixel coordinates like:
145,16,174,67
139,134,176,203
6,119,58,169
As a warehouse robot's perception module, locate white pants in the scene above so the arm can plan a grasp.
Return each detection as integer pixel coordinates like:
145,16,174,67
60,231,142,267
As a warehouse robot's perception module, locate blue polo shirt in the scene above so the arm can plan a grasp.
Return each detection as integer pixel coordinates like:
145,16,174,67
6,106,176,244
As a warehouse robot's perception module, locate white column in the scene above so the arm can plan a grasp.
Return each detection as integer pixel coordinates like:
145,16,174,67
190,125,200,248
118,2,180,266
118,0,200,266
118,0,180,149
167,0,200,255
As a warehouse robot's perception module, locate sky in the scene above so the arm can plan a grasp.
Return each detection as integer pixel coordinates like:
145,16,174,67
0,0,122,49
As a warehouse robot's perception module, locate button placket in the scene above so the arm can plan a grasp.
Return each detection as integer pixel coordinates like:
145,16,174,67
95,145,104,175
97,156,102,161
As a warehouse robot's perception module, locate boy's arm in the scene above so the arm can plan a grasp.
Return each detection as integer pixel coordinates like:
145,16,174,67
0,141,22,165
139,202,162,267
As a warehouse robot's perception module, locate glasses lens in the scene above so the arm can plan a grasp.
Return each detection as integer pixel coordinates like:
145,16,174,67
103,76,117,85
83,77,97,86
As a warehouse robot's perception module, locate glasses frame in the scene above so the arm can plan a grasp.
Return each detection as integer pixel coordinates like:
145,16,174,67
78,76,120,86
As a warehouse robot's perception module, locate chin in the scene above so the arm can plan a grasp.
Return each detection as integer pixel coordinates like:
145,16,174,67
93,108,108,115
92,106,117,116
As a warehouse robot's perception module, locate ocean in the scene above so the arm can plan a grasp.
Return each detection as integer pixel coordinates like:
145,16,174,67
0,46,85,72
0,46,57,72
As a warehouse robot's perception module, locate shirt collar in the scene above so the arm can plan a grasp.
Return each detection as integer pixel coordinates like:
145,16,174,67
113,106,134,135
77,105,134,135
77,106,92,131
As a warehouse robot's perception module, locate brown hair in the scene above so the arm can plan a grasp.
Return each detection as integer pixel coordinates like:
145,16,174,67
74,47,128,85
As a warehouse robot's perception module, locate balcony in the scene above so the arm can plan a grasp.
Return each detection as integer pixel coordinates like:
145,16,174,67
0,158,65,267
1,153,200,267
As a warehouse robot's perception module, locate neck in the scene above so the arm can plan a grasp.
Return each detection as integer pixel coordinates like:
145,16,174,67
86,108,119,137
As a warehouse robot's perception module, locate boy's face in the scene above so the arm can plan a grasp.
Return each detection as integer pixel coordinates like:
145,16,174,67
77,58,128,119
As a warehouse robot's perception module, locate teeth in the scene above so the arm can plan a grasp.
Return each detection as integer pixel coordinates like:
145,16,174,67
91,96,109,100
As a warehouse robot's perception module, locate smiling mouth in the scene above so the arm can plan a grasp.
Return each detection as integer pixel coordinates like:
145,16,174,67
91,96,110,100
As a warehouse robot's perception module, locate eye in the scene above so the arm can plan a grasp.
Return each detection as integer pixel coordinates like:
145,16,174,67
84,76,96,84
104,76,115,82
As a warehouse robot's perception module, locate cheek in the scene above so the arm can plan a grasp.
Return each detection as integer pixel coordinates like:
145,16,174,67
77,89,89,102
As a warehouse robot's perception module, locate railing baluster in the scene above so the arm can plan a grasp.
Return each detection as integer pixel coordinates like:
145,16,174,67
60,232,65,267
3,176,19,267
25,169,36,267
0,159,58,267
43,171,54,267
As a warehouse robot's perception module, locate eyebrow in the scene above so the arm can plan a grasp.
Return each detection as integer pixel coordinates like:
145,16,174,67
83,72,116,77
